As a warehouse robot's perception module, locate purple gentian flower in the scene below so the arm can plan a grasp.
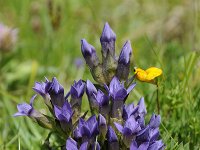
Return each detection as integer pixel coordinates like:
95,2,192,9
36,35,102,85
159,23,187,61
136,127,160,145
100,22,116,58
70,80,85,100
136,114,161,144
105,76,136,118
81,39,99,69
33,78,52,108
66,137,88,150
149,114,161,129
107,77,136,101
54,101,73,133
69,80,85,118
114,115,141,146
13,95,37,117
33,80,49,98
116,40,132,80
134,97,147,128
54,101,73,122
74,115,99,140
47,77,65,107
14,95,52,129
123,102,139,121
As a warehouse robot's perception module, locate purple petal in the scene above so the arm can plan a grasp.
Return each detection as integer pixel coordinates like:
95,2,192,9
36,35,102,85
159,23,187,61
48,77,64,107
124,116,140,133
100,22,116,42
136,126,150,143
148,140,165,150
16,103,32,115
80,142,88,150
86,80,97,96
123,127,133,136
54,105,62,120
118,40,132,65
80,126,91,138
81,39,96,58
49,77,64,94
71,80,85,98
70,85,79,99
109,77,121,95
137,116,145,129
149,114,161,128
87,115,97,130
33,82,48,97
114,122,123,133
130,140,138,150
123,103,139,120
66,138,78,150
138,142,149,150
79,118,86,126
30,94,37,107
107,126,118,142
114,88,127,101
96,90,109,106
127,82,136,94
138,97,147,115
13,112,27,117
149,128,160,142
98,114,106,126
91,122,99,136
74,127,82,139
62,101,73,121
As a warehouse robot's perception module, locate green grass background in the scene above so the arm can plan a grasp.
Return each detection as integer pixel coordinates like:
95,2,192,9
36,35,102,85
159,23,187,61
0,0,200,149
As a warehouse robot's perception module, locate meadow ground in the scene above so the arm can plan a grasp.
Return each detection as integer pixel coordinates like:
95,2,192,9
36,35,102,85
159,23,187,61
0,0,200,149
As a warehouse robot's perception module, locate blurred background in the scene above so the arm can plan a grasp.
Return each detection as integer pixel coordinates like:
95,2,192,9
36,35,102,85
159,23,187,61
0,0,200,149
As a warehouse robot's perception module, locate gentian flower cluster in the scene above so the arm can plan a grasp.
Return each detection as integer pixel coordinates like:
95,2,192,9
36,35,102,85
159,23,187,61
14,22,165,149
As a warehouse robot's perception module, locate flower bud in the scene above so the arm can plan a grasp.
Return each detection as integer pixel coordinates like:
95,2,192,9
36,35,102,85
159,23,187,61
116,40,132,81
81,39,99,69
81,39,106,83
100,22,118,84
100,22,116,58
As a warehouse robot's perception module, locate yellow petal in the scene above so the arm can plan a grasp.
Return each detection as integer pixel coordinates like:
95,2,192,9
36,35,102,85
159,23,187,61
135,68,148,82
145,67,162,80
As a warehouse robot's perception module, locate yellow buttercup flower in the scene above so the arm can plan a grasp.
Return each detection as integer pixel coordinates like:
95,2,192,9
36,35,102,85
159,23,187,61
134,67,162,84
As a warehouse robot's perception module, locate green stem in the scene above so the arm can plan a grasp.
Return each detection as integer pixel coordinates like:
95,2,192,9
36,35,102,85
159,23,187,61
156,83,160,114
